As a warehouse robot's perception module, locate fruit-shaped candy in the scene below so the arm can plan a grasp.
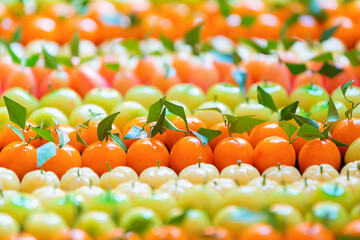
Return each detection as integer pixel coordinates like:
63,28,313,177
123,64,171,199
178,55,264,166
0,167,20,190
291,178,321,198
139,163,177,189
224,186,267,211
31,186,66,205
21,169,60,193
262,164,301,184
157,179,193,199
247,175,280,195
302,164,339,182
179,162,219,184
74,185,104,204
114,181,152,200
0,213,20,239
100,166,138,189
206,178,237,196
341,161,360,178
75,211,117,238
220,161,260,185
268,203,304,231
60,167,100,191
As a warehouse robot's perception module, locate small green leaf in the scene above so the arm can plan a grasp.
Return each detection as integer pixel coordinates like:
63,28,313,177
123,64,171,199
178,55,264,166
290,113,319,128
280,14,299,40
32,128,55,142
24,54,40,67
160,34,175,52
193,107,223,114
164,118,187,134
318,63,343,78
76,130,88,146
104,63,120,72
345,102,360,119
284,62,307,75
345,50,360,66
297,123,325,141
329,133,348,147
7,125,25,143
6,43,21,64
240,15,256,27
122,39,142,56
168,210,188,225
327,97,339,123
232,69,247,98
110,132,127,152
164,100,188,130
239,38,272,55
282,38,296,50
197,128,221,142
217,0,231,17
57,129,71,148
37,142,56,167
233,51,242,65
43,47,58,69
311,52,333,62
97,112,120,141
320,25,340,42
78,113,104,129
11,26,21,42
279,101,299,121
3,96,26,129
146,97,166,124
191,129,209,146
184,24,203,55
257,86,278,112
150,109,166,138
123,126,148,140
56,56,73,67
229,116,266,134
70,32,79,57
279,121,298,142
341,80,355,105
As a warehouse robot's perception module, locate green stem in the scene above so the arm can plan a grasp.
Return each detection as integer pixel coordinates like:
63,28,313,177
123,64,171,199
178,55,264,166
106,162,112,172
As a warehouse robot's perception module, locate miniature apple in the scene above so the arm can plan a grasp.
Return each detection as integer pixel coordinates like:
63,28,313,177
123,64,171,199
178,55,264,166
333,171,360,197
341,161,360,177
306,201,350,234
23,211,67,240
194,101,232,127
177,185,223,216
31,186,66,205
119,207,162,236
309,100,347,123
124,85,163,110
207,83,245,110
60,167,100,191
291,178,321,198
28,107,69,128
20,169,60,193
0,107,10,130
0,213,20,238
75,211,117,238
84,87,122,114
350,204,360,220
40,88,82,116
166,83,207,110
247,175,280,195
111,101,148,130
134,192,177,220
248,81,289,108
74,185,104,204
157,179,193,199
220,161,260,185
139,164,177,189
114,181,152,200
345,139,360,165
290,84,329,112
69,104,107,127
268,185,310,213
166,208,211,235
224,186,267,211
0,167,20,190
234,102,273,121
179,162,220,184
206,178,237,195
262,164,301,184
268,203,303,231
302,164,339,182
0,87,39,115
100,166,138,189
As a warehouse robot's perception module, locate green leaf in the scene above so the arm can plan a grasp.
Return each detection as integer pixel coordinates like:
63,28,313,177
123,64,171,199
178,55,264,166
239,38,272,55
232,69,247,98
318,63,343,78
184,24,203,55
32,128,55,142
257,86,278,112
36,142,56,167
164,100,188,130
123,126,148,140
191,129,209,146
6,43,21,64
11,26,21,42
168,210,188,225
193,107,223,114
104,63,120,72
97,112,120,141
217,0,231,17
197,128,221,142
327,97,339,123
337,236,360,240
279,101,299,121
329,133,348,147
341,80,355,105
76,130,87,146
279,121,298,142
311,52,333,62
110,132,127,152
56,56,73,67
280,14,299,41
345,102,360,119
229,116,266,134
3,96,26,129
24,54,40,67
233,51,242,65
284,62,307,75
345,50,360,66
42,47,58,69
7,125,25,143
70,32,79,57
163,118,187,134
57,129,70,148
290,113,319,128
240,15,256,27
320,25,340,42
146,97,166,124
297,123,325,141
78,113,104,129
149,109,166,138
160,34,175,52
282,38,296,50
122,39,142,56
